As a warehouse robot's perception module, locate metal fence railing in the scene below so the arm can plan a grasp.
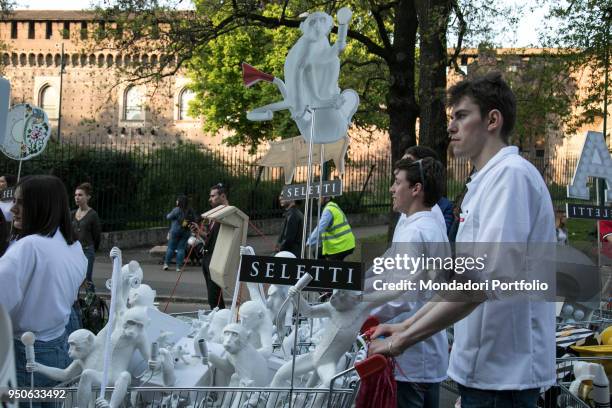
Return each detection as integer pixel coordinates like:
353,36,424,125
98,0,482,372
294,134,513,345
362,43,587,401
0,137,580,231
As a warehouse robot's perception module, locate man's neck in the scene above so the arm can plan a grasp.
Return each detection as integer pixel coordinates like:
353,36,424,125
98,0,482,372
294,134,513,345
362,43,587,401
472,138,507,171
402,202,431,218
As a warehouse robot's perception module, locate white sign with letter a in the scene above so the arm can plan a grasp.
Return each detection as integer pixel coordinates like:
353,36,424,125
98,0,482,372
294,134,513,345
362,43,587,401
567,131,612,204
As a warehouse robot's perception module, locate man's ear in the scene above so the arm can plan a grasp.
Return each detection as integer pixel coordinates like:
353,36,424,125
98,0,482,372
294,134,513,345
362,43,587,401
487,109,503,134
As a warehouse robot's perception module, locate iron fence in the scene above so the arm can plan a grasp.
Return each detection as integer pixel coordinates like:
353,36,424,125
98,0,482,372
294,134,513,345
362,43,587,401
0,137,581,231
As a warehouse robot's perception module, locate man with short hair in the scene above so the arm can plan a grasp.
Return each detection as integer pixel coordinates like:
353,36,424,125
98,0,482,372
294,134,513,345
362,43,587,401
370,72,556,407
401,145,453,233
275,196,303,257
193,183,229,309
370,156,449,408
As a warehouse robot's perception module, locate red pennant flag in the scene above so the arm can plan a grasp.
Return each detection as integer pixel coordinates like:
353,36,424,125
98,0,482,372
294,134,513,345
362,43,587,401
242,62,275,87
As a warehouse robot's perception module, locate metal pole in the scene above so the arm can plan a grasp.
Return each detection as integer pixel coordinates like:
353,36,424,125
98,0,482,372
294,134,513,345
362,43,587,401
299,108,316,259
57,42,64,142
598,7,610,299
314,144,325,259
292,107,316,408
603,7,610,146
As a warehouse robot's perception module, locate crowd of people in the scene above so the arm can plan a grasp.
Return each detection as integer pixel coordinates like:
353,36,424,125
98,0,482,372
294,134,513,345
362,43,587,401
0,72,609,408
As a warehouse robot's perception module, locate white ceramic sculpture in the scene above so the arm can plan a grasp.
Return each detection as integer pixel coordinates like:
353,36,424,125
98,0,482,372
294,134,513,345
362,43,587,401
238,300,274,358
201,323,269,388
27,329,96,382
77,306,150,408
193,308,232,355
245,8,359,144
128,284,156,309
148,346,176,387
268,289,372,397
0,304,17,408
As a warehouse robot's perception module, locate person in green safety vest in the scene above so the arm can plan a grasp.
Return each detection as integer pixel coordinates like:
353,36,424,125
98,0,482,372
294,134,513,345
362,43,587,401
306,196,355,260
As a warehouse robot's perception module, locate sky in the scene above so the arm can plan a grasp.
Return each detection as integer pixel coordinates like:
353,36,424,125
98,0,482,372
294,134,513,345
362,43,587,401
16,0,550,48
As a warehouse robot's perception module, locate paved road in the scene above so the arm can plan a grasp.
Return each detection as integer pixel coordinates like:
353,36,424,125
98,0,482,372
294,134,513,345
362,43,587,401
89,224,388,310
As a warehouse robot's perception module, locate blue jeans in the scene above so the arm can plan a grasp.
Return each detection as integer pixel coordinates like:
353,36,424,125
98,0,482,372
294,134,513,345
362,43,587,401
64,303,82,337
83,245,96,290
458,384,540,408
164,230,190,267
14,332,70,392
397,381,440,408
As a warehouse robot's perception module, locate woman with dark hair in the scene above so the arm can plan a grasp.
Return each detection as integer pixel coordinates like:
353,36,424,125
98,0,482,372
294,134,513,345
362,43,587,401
72,182,102,291
163,195,193,272
0,175,86,388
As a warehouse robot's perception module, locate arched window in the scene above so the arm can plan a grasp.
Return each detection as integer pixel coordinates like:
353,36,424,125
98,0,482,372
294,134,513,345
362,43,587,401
124,86,144,121
39,85,59,119
178,88,195,120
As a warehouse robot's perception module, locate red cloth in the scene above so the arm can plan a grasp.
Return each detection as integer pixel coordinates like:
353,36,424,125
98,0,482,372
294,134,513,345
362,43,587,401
355,356,397,408
600,221,612,260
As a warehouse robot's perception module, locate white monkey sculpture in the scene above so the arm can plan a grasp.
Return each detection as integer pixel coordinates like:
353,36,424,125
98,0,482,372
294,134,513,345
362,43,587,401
244,8,359,144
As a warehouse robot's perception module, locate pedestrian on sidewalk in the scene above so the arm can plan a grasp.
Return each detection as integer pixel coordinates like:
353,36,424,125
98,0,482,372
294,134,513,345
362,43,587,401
163,195,195,272
72,182,101,291
306,196,355,261
191,183,228,309
275,196,303,257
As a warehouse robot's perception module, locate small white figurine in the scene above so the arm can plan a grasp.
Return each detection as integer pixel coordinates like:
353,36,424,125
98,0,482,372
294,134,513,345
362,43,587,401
246,8,359,144
148,345,176,387
77,306,150,408
127,284,156,309
268,289,368,394
201,323,269,387
26,329,96,381
238,300,274,358
194,308,232,354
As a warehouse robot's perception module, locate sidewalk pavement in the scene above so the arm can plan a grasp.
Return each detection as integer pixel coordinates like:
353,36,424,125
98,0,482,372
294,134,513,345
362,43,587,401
90,223,388,311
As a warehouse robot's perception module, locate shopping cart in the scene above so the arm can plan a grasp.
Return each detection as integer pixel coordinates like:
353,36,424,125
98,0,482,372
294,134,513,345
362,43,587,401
47,354,386,408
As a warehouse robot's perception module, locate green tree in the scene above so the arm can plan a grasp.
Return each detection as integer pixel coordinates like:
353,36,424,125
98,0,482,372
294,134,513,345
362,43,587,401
541,0,612,142
94,0,480,165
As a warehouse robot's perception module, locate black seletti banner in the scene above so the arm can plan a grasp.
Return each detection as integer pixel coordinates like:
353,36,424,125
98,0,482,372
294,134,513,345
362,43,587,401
239,255,363,291
566,203,612,220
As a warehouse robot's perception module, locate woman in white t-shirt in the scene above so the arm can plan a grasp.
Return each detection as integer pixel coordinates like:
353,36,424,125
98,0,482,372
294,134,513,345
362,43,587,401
0,175,87,389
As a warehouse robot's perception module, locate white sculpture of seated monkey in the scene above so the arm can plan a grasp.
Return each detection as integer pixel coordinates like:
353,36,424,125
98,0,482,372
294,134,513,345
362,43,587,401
77,306,150,408
27,329,96,382
238,300,274,358
246,8,359,144
201,323,269,388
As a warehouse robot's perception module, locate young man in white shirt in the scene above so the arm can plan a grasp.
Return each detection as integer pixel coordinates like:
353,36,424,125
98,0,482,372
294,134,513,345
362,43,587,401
370,156,450,408
369,72,556,407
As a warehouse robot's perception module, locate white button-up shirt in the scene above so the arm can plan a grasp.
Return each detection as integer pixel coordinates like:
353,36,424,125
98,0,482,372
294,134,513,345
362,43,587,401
396,204,446,242
373,210,450,383
448,146,556,390
0,229,87,341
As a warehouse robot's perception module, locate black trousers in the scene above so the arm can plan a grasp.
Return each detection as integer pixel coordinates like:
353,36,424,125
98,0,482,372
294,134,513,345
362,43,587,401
325,247,355,261
202,255,226,310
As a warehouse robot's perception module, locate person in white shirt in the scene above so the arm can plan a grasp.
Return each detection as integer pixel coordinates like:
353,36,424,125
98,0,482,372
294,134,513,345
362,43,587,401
397,146,454,235
370,157,450,408
0,175,87,389
369,72,556,407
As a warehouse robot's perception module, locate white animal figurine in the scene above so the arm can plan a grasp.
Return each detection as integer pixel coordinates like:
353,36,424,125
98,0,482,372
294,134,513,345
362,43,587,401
245,8,359,144
193,307,232,355
201,323,269,408
77,306,151,408
26,329,96,382
238,300,274,358
128,284,156,309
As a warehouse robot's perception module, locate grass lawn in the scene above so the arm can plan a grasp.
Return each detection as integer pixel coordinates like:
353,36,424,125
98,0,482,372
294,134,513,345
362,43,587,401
567,218,597,244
